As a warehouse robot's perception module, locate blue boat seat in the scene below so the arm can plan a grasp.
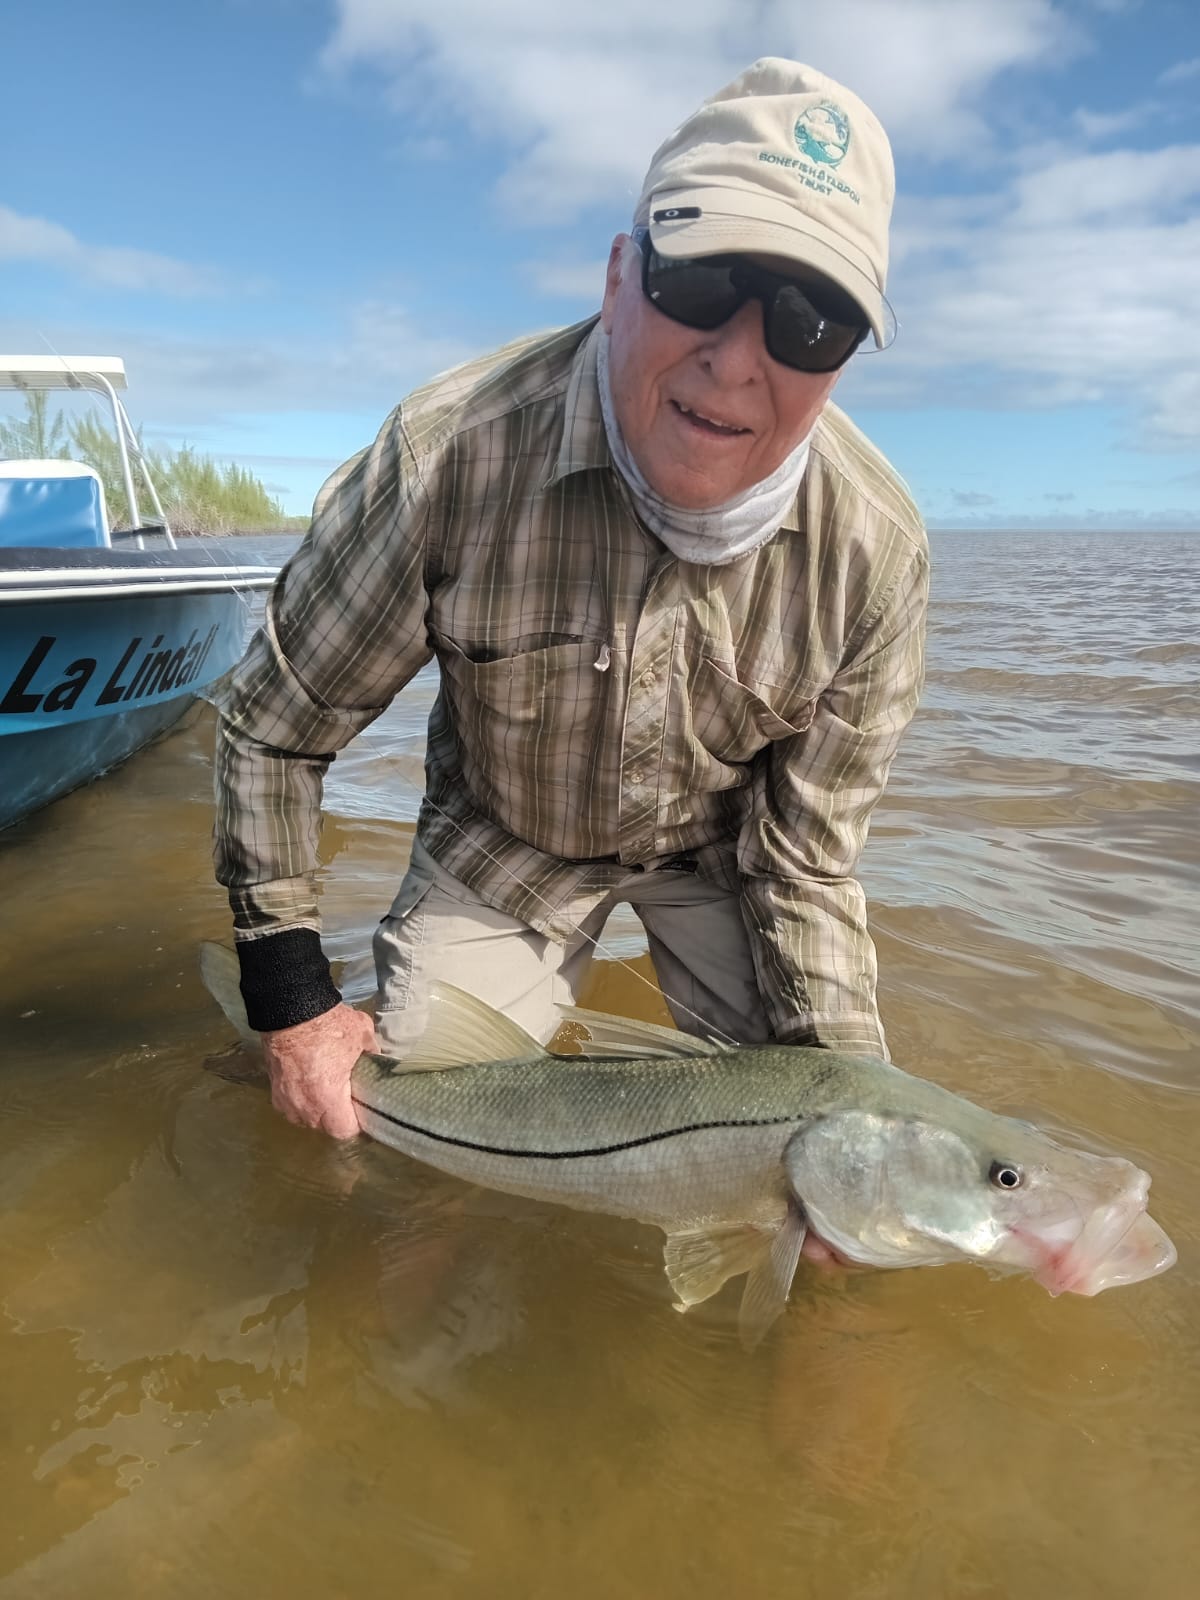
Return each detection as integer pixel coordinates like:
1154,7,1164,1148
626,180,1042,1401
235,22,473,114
0,459,111,548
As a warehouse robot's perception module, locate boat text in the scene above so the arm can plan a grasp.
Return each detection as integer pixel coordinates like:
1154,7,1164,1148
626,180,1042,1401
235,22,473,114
0,627,220,715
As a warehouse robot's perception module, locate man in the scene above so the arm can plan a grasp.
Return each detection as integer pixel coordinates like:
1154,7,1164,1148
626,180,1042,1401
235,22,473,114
213,57,928,1149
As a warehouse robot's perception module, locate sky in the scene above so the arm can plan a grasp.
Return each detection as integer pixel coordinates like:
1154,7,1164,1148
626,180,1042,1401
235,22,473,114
1,0,1198,530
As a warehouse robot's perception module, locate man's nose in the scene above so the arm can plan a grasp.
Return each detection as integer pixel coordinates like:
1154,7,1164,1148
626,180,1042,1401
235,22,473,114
698,298,768,383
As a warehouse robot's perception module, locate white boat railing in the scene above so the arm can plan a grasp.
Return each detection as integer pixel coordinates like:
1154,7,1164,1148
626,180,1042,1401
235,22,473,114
0,355,174,550
0,566,278,602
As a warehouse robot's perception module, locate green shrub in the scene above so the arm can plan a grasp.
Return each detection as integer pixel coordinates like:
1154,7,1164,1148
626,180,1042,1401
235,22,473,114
0,392,71,460
1,394,304,534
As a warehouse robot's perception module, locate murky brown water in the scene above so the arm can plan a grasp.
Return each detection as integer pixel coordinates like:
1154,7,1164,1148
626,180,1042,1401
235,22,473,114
2,530,1197,1598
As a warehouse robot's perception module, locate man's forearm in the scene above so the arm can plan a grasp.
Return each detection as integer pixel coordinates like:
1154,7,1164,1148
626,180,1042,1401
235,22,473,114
211,402,436,1034
213,715,341,1031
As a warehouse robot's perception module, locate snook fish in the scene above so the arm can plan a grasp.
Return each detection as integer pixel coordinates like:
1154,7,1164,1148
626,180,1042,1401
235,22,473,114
201,944,1176,1346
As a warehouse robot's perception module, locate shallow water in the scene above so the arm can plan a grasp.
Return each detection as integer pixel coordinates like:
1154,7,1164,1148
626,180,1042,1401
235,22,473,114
1,529,1197,1598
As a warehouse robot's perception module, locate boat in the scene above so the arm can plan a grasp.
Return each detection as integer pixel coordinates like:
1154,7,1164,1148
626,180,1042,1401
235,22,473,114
0,355,280,830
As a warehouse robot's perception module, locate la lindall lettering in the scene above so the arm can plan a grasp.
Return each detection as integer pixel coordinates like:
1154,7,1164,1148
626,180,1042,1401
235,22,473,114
1,625,219,715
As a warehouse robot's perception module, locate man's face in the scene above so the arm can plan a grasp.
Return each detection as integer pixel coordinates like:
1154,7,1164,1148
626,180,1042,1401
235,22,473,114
600,235,843,510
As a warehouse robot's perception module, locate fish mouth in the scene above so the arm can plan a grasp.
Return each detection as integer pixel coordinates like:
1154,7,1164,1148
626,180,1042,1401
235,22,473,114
1025,1199,1177,1297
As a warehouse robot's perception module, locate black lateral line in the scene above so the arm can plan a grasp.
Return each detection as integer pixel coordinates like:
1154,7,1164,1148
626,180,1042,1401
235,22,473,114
350,1098,798,1160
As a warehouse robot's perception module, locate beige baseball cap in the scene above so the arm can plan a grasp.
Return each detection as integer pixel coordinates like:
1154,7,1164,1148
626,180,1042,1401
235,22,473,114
633,58,896,346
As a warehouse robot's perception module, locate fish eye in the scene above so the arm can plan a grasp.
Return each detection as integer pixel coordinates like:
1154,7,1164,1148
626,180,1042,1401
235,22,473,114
989,1161,1023,1190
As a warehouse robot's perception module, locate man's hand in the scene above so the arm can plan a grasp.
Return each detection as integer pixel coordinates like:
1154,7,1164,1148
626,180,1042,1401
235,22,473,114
261,1004,378,1139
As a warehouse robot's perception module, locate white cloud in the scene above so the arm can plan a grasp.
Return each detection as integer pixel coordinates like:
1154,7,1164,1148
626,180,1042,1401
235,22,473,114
341,300,476,392
320,0,1076,219
1141,369,1200,449
0,304,478,431
524,258,609,299
1008,145,1200,225
0,204,227,297
1072,105,1147,140
1159,57,1200,85
842,139,1200,450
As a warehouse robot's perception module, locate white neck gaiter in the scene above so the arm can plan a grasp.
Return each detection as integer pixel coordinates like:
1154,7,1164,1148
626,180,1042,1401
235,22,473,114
595,330,810,566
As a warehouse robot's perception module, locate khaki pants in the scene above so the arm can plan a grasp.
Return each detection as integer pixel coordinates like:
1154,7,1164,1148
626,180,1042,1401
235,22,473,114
372,838,773,1055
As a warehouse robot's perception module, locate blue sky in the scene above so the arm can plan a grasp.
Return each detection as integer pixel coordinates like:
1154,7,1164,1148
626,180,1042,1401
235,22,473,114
2,0,1198,528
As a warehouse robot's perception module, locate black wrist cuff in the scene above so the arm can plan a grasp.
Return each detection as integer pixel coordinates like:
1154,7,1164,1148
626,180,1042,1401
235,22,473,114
235,927,342,1033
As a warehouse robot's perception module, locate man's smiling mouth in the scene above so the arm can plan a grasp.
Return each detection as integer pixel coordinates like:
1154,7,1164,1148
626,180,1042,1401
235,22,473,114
672,401,750,437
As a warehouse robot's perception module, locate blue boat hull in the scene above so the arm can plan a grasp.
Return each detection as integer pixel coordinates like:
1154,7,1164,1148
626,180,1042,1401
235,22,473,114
0,567,264,830
0,696,204,829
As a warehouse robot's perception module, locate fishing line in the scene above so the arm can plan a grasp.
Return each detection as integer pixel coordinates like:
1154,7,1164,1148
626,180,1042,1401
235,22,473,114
59,383,744,1049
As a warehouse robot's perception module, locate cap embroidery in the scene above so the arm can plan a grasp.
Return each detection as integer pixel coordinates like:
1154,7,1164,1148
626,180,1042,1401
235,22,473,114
794,103,851,167
757,147,861,205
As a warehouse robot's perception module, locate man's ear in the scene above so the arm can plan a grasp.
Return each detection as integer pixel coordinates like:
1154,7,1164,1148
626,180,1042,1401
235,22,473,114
600,235,628,333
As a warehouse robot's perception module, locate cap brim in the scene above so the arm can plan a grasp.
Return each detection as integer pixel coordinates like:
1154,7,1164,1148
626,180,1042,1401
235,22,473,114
646,185,889,345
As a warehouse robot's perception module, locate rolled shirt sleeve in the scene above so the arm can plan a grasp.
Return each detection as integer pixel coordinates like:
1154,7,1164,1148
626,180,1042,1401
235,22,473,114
738,546,929,1055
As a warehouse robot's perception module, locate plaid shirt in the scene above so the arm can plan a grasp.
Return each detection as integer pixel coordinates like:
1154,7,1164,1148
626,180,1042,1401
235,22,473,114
214,318,928,1052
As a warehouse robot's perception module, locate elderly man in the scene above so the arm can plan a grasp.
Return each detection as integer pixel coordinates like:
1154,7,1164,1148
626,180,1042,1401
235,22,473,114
214,57,928,1144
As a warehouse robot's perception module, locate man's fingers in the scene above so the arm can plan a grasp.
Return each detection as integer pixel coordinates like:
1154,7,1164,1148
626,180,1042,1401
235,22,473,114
320,1103,363,1141
269,1080,359,1138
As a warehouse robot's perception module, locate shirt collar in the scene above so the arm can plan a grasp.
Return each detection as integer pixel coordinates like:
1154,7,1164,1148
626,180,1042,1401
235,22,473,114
544,318,613,488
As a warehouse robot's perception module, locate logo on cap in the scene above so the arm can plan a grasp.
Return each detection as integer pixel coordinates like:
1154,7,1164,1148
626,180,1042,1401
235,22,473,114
794,103,851,168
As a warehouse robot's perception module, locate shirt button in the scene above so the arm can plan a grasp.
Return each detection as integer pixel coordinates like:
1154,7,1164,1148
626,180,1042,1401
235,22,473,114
639,668,656,688
628,768,645,784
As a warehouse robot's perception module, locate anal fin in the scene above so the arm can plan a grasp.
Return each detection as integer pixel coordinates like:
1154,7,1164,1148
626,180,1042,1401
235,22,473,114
662,1223,777,1312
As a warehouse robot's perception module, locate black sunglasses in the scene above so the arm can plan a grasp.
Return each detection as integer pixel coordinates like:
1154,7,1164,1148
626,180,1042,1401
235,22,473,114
632,227,869,374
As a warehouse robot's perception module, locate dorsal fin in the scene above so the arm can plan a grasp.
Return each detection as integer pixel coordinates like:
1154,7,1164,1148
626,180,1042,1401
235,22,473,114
399,981,550,1072
556,1005,727,1058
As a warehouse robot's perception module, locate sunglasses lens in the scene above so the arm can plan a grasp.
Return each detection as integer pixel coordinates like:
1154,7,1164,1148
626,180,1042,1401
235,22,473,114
640,239,868,373
767,281,867,372
643,255,742,329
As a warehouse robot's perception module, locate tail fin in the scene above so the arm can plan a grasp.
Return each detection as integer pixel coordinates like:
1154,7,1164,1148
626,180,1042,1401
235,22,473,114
199,941,257,1043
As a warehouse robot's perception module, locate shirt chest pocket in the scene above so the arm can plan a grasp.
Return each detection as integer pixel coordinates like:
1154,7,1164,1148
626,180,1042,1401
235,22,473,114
691,656,817,764
438,635,605,789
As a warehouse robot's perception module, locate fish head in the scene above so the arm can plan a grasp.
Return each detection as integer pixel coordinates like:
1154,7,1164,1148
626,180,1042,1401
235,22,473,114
784,1107,1176,1295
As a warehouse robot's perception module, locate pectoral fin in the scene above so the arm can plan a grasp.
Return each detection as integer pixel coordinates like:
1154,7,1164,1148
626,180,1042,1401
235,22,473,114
738,1203,807,1352
662,1223,777,1312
